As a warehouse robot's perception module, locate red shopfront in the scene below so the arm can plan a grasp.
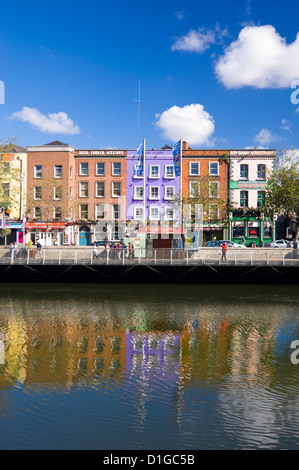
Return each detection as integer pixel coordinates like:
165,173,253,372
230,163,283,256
25,221,74,246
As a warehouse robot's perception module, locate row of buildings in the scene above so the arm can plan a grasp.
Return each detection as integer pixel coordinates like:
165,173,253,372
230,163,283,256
0,140,277,248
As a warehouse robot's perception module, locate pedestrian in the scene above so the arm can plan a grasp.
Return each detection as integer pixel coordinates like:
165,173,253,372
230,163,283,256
220,241,227,261
104,241,110,260
117,243,122,260
93,243,98,259
36,241,42,257
13,242,18,258
129,242,134,260
9,243,14,260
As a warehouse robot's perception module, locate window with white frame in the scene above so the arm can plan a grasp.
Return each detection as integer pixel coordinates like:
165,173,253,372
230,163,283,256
257,164,266,180
164,165,174,178
150,206,160,220
189,162,200,176
79,162,89,176
95,181,105,197
209,162,219,176
112,181,121,197
112,162,122,176
209,181,219,198
189,181,200,198
164,186,175,200
79,181,89,197
209,204,219,220
112,204,121,219
134,186,144,200
34,207,42,219
149,165,160,178
165,207,174,220
95,203,105,219
96,162,105,176
34,165,42,178
149,186,160,200
134,207,144,220
54,165,62,178
70,166,73,179
54,206,62,219
34,186,42,200
240,164,248,179
79,204,88,219
133,164,143,178
54,186,62,200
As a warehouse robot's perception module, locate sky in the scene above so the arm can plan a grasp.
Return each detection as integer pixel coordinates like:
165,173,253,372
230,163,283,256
1,0,299,153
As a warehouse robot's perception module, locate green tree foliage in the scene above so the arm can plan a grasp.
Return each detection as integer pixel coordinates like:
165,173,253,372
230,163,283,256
266,148,299,241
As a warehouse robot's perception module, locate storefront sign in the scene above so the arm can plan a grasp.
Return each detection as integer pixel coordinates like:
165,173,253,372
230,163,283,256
230,181,268,190
2,154,15,161
26,221,68,231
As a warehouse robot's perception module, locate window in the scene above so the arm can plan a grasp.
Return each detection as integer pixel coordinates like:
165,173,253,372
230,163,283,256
3,162,10,173
240,190,248,207
150,206,160,220
54,207,62,220
149,186,159,200
70,166,73,179
257,191,265,207
79,204,88,219
34,186,42,200
164,186,175,200
112,162,122,176
264,221,272,238
112,182,121,197
2,183,10,199
134,186,144,200
209,181,219,198
134,207,144,220
189,162,200,176
34,207,42,219
248,221,260,238
134,164,143,178
95,203,105,219
54,186,62,200
165,207,174,220
232,221,244,238
95,181,105,197
54,165,62,178
150,165,160,178
209,204,219,220
96,162,105,176
79,182,89,197
79,162,89,176
34,165,42,178
112,204,121,219
240,164,248,179
70,187,73,198
209,162,219,176
165,165,174,178
257,164,266,180
189,181,200,198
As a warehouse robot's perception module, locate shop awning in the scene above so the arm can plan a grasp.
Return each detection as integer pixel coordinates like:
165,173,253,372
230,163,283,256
25,221,70,231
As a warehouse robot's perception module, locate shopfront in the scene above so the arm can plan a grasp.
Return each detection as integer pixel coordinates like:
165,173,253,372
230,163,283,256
229,215,275,246
25,221,73,246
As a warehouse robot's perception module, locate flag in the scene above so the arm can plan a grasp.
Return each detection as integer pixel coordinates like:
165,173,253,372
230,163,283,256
135,141,144,177
172,140,181,176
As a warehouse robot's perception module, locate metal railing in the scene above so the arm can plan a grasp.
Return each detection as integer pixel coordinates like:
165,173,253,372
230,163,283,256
1,246,299,267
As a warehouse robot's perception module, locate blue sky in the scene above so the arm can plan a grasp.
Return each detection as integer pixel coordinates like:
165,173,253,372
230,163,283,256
1,0,299,152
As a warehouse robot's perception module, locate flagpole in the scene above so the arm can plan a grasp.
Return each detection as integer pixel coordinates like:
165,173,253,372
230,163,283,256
143,137,146,224
180,138,182,227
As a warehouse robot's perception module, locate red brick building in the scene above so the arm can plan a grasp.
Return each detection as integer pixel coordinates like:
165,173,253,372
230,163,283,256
26,141,75,246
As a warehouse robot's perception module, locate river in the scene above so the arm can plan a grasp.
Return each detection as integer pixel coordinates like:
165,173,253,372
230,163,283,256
0,283,298,450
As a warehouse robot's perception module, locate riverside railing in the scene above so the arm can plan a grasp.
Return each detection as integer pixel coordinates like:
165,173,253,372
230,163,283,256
2,246,299,267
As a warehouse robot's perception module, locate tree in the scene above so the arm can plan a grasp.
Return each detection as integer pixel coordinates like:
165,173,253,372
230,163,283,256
266,148,299,245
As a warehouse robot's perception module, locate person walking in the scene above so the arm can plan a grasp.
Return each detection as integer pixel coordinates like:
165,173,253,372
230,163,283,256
104,241,110,260
220,241,227,261
92,243,98,260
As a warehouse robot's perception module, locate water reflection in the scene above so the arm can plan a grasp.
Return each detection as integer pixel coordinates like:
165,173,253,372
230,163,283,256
0,283,299,449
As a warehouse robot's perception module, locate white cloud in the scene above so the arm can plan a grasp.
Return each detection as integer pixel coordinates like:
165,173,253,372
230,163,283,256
281,119,292,132
155,103,215,146
174,11,184,21
254,128,279,147
171,28,216,53
10,106,80,135
215,25,299,89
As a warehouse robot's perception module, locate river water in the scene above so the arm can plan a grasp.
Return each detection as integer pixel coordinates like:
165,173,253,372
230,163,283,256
0,282,299,450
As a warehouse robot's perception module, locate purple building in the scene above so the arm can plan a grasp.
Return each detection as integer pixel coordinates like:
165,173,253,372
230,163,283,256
126,148,180,222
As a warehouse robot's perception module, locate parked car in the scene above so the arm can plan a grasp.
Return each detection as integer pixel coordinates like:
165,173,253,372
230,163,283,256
204,241,221,247
219,240,247,248
266,239,294,248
